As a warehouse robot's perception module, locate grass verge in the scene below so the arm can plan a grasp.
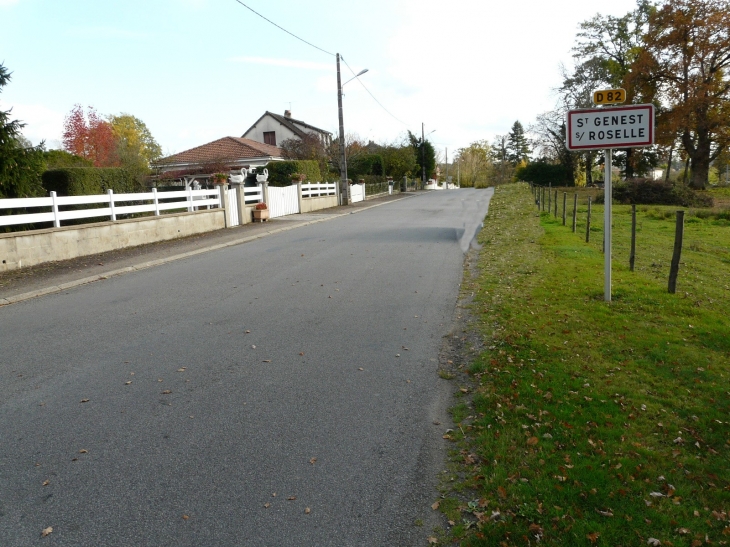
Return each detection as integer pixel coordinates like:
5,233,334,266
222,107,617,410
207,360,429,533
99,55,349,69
437,183,730,546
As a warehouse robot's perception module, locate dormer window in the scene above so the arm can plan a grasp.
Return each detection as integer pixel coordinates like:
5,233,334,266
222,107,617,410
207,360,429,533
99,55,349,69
263,131,276,146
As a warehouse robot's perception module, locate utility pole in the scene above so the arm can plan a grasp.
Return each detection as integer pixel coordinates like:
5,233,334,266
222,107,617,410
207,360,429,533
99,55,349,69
336,53,348,204
421,122,426,190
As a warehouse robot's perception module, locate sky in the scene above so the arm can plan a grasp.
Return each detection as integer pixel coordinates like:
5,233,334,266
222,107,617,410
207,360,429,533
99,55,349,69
1,0,640,158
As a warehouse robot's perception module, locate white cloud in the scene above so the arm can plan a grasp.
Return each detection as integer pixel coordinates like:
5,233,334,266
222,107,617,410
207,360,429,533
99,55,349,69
229,56,332,71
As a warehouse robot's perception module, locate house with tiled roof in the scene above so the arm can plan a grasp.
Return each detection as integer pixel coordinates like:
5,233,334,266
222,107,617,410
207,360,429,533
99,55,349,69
242,110,333,148
153,136,284,183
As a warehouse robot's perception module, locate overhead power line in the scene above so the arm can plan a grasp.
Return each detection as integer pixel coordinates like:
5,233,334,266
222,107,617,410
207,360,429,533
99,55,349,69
231,1,410,130
341,56,411,128
231,0,335,57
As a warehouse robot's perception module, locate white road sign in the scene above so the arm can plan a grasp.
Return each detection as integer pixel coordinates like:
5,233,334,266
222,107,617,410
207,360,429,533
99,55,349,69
566,104,655,150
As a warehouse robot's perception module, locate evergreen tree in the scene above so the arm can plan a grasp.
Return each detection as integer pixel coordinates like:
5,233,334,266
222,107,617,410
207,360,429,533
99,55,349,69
506,121,530,165
0,63,45,198
408,130,436,182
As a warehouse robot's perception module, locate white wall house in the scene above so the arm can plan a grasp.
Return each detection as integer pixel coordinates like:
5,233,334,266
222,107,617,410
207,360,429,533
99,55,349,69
242,110,333,149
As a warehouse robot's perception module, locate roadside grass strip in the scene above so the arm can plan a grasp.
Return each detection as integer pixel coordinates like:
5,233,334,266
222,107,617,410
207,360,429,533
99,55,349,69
439,183,730,546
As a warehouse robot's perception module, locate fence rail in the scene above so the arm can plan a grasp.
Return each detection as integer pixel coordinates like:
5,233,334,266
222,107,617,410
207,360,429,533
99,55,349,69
0,188,221,229
302,182,336,198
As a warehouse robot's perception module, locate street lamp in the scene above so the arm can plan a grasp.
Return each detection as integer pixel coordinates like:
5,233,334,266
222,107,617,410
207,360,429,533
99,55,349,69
336,53,368,204
421,123,435,189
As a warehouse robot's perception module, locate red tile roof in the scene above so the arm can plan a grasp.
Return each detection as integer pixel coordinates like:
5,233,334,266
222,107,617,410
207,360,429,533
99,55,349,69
158,137,282,166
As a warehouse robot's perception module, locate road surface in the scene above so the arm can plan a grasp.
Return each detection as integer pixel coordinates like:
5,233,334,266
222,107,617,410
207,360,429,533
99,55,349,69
0,188,493,546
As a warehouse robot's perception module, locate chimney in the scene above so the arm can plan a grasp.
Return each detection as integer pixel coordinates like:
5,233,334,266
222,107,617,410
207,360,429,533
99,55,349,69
284,110,292,118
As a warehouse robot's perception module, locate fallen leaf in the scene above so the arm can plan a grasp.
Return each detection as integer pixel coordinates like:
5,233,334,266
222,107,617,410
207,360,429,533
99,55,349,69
41,527,53,537
177,368,186,372
596,509,614,517
358,368,364,371
125,381,132,385
245,330,251,333
42,480,50,486
431,501,440,510
427,537,438,544
264,503,271,508
309,457,317,465
647,539,661,546
497,486,507,499
79,449,88,454
80,399,89,403
182,515,189,520
304,507,311,514
678,528,690,535
161,390,172,395
287,496,296,501
262,360,272,363
251,345,256,349
299,352,304,356
587,532,600,544
527,437,539,446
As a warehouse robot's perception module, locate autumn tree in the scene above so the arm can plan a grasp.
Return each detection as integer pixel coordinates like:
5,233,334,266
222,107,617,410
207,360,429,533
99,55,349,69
566,1,654,180
454,140,492,188
0,63,45,198
109,114,162,178
62,105,118,167
280,133,329,177
630,0,730,189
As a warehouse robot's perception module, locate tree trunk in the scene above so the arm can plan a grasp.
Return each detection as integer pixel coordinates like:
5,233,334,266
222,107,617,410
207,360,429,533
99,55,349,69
689,132,712,190
586,152,593,186
665,144,674,183
625,148,634,179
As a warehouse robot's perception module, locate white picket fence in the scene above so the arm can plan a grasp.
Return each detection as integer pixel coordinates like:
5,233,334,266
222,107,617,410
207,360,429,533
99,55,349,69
302,182,336,198
0,188,221,228
228,185,264,226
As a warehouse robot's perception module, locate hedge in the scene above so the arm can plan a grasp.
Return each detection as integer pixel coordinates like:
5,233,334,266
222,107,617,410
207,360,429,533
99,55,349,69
42,168,140,196
515,162,573,186
264,160,321,186
595,178,714,207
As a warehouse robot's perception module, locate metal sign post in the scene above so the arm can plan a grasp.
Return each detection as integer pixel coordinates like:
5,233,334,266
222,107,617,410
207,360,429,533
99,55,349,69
604,148,612,302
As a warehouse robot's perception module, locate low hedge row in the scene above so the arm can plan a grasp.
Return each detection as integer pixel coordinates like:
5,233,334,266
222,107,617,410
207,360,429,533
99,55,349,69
42,168,141,196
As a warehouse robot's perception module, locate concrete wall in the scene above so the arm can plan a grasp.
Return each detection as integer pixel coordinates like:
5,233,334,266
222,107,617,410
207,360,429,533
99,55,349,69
0,210,225,272
300,195,338,213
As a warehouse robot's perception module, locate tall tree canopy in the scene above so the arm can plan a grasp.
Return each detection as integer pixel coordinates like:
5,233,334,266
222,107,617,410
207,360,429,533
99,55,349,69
455,140,492,187
630,0,730,189
506,121,530,165
0,63,45,198
408,130,436,181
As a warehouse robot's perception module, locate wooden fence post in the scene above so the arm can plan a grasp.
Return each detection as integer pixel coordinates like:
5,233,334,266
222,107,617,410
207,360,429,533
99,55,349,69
562,192,567,226
668,210,685,294
585,197,592,242
572,193,577,233
548,183,552,212
630,204,636,272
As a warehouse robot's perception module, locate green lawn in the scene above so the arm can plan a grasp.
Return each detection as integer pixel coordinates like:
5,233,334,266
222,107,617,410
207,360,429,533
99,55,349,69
436,183,730,546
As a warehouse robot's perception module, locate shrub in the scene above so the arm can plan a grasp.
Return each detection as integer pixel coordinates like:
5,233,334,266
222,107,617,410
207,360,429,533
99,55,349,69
596,178,714,207
265,160,321,186
42,167,140,196
515,162,573,186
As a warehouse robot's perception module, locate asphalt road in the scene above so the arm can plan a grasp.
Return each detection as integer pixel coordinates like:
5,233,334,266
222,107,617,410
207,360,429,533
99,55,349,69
0,188,493,547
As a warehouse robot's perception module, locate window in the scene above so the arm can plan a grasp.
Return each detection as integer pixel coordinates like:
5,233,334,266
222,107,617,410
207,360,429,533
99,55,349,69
263,131,276,146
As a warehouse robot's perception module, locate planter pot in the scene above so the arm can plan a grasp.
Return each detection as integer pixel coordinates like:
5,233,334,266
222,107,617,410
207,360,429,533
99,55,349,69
252,209,270,222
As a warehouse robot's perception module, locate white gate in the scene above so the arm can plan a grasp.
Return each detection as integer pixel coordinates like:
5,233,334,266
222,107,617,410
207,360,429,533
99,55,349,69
268,185,300,218
349,183,364,203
